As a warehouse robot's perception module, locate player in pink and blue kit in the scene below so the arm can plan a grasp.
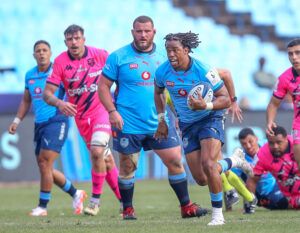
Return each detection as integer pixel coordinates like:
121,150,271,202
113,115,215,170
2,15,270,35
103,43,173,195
43,25,121,216
247,126,300,210
267,38,300,168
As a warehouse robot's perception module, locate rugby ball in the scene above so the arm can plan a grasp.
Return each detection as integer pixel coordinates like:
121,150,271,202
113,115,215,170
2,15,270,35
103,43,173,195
187,82,213,110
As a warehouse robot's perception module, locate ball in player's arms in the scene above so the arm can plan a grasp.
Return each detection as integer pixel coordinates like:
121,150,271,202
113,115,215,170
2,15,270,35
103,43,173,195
187,82,213,110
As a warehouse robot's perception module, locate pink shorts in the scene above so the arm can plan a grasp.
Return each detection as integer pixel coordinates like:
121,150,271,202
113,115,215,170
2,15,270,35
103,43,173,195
75,114,111,149
288,195,300,209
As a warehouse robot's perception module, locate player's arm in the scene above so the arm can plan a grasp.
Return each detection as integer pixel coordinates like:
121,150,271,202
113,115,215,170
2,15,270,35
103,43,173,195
217,68,243,123
98,75,124,130
8,89,31,134
154,84,168,139
266,96,281,136
43,83,77,116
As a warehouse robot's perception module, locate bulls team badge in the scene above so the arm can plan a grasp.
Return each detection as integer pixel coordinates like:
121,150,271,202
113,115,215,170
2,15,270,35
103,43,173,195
141,71,151,80
120,137,129,148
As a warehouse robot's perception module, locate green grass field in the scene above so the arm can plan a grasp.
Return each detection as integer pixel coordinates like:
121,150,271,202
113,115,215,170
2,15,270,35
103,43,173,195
0,180,299,233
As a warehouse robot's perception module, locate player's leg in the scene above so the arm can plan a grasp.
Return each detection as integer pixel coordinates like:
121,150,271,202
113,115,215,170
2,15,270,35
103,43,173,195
84,131,109,216
226,171,253,202
30,149,58,216
221,172,239,211
53,169,87,214
152,127,207,218
113,132,144,220
104,150,122,206
200,138,225,226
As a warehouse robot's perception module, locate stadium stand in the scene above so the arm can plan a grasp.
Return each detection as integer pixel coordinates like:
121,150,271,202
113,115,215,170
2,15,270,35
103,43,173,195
0,0,296,109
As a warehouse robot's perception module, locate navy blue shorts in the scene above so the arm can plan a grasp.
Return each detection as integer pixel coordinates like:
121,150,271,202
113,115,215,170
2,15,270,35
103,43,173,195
34,114,69,156
112,126,180,155
256,184,287,210
180,116,225,154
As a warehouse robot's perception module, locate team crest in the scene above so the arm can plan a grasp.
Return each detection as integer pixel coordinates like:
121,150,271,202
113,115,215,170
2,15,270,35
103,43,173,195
130,63,138,69
120,137,129,148
142,71,151,80
182,137,188,148
87,58,95,67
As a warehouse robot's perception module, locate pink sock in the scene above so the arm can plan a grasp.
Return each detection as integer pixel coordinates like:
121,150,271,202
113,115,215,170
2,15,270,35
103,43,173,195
92,170,106,195
105,166,121,200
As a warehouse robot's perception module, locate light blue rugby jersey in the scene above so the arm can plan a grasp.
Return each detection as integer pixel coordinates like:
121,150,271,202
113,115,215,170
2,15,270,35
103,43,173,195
25,64,65,123
155,57,224,123
102,43,165,134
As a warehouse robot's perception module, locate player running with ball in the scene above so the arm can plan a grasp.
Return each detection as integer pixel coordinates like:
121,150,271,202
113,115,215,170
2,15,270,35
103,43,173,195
154,32,249,226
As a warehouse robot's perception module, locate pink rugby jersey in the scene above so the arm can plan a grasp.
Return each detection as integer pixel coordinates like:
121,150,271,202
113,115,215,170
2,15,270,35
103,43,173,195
273,67,300,128
47,46,109,120
254,136,300,197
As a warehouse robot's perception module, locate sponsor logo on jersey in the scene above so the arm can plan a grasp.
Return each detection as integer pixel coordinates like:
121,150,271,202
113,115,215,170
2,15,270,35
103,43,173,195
206,68,221,86
178,88,187,96
142,61,149,66
65,65,73,70
177,78,184,83
66,77,80,82
68,83,98,96
141,71,151,80
166,81,175,87
34,87,42,94
88,70,102,78
76,65,88,73
29,79,35,84
129,63,138,69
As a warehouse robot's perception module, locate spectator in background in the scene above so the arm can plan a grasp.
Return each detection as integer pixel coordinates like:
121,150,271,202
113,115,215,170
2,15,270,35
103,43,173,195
239,96,251,111
253,56,277,90
8,40,86,216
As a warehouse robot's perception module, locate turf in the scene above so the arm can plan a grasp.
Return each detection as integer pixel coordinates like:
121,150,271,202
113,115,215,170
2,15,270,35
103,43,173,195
0,180,299,233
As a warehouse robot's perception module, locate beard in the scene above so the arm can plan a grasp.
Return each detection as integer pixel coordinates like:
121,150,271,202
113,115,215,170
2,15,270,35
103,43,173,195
133,37,154,52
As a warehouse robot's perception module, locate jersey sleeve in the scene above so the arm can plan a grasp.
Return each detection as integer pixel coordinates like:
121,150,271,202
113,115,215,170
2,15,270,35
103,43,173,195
273,74,287,99
24,72,29,89
205,67,224,92
47,58,63,86
155,66,165,88
102,52,119,81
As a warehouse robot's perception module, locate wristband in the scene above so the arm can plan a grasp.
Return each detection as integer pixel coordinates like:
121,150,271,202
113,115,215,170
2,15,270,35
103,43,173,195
205,102,214,110
108,109,116,114
157,113,165,122
13,117,21,125
231,96,237,103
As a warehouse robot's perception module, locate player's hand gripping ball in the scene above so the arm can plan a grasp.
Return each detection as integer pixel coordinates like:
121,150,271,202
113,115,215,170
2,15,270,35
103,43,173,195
187,82,213,110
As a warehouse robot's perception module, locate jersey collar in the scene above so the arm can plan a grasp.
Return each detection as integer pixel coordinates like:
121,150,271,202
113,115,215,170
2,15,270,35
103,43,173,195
131,42,156,55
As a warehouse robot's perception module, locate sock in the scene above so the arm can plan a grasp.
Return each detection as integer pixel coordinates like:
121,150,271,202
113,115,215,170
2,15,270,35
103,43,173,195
61,179,77,197
91,170,106,203
168,172,190,207
210,192,223,208
221,173,234,192
218,158,233,173
227,171,253,202
106,166,121,201
212,207,224,220
118,177,135,209
39,191,51,208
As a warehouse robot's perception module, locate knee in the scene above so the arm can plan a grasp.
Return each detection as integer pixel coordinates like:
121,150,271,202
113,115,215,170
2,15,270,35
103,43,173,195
37,156,50,172
105,154,115,170
202,160,216,175
90,147,104,161
119,155,138,177
193,176,208,186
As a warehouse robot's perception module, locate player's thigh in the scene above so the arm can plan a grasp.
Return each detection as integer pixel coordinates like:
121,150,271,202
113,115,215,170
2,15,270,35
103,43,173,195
200,138,222,162
154,145,182,167
185,150,207,185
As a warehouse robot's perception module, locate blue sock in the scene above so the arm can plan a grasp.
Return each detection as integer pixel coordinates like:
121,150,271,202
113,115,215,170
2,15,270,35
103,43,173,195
118,177,135,209
39,191,51,208
62,179,77,197
168,172,190,207
210,192,223,208
218,158,232,173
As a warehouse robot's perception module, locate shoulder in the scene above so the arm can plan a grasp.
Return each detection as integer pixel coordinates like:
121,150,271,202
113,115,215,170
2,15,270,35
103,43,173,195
278,67,294,82
53,51,69,64
25,66,38,79
87,46,109,57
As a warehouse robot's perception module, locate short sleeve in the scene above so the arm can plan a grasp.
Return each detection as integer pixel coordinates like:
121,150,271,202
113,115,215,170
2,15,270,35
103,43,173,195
102,52,119,81
47,59,63,86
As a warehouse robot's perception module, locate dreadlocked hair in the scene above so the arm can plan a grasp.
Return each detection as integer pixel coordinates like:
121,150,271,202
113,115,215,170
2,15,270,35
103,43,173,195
164,31,201,52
